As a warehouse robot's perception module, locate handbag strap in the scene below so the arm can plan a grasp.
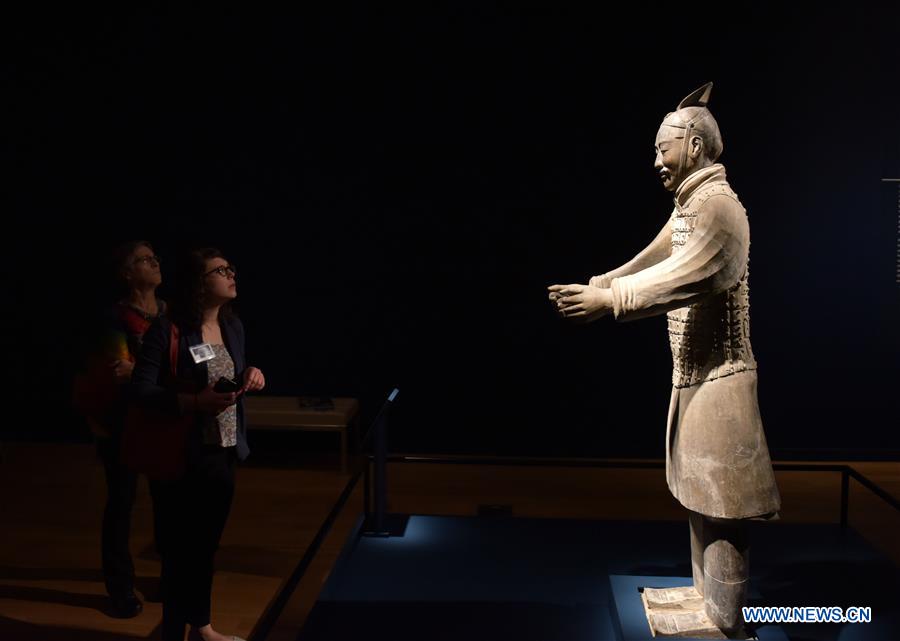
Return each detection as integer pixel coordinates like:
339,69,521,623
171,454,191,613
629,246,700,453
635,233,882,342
169,323,180,379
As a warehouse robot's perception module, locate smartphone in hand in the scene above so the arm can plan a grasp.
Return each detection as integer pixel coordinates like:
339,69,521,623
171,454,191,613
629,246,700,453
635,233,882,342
214,376,242,395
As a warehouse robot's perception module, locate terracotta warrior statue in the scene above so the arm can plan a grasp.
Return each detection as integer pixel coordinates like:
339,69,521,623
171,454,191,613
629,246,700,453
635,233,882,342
548,82,780,637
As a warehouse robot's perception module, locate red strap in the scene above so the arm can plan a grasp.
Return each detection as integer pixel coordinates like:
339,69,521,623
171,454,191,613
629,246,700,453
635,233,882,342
169,324,180,379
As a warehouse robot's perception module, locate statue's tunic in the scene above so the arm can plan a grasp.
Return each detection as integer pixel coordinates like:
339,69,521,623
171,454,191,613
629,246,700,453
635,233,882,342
609,164,781,519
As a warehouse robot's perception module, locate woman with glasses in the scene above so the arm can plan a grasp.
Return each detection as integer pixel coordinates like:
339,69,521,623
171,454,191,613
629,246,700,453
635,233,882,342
131,247,264,641
73,240,165,618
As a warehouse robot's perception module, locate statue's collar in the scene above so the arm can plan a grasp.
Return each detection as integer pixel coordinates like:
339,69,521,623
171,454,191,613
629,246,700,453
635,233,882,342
674,163,727,208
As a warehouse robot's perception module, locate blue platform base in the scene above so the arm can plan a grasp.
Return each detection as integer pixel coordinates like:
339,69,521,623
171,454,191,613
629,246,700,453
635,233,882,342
608,574,788,641
298,515,900,640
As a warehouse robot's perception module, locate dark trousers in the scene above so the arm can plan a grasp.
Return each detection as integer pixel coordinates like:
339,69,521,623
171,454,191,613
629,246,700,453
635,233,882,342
96,435,138,598
149,436,236,641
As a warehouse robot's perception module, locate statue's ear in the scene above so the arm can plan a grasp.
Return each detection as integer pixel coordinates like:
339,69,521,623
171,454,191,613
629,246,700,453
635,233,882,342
689,135,704,159
677,82,713,109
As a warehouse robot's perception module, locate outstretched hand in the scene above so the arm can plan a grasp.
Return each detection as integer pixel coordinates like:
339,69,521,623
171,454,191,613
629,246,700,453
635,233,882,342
547,283,614,323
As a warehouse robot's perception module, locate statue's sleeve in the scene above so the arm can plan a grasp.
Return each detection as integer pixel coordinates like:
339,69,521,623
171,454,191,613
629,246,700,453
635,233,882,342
591,213,673,288
609,195,749,322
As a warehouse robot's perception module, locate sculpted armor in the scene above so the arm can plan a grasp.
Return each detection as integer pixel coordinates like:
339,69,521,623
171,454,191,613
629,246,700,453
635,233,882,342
608,161,779,519
666,178,756,389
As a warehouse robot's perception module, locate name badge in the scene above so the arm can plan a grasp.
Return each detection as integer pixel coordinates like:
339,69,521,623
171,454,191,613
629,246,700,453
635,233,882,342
189,343,216,364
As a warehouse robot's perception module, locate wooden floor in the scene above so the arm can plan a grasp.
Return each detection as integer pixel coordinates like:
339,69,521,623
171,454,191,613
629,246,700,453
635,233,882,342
1,443,898,641
0,443,352,641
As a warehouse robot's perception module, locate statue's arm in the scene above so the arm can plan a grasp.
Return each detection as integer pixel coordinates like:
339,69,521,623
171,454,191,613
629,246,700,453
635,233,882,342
608,196,749,322
589,215,673,288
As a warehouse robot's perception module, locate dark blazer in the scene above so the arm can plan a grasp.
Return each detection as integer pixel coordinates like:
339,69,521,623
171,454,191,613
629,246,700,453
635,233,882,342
130,314,250,461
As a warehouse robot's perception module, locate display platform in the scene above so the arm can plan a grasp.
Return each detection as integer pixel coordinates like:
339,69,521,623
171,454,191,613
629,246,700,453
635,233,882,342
297,515,900,640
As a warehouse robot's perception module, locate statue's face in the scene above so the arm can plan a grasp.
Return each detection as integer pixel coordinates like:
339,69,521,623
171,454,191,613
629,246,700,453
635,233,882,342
654,126,685,193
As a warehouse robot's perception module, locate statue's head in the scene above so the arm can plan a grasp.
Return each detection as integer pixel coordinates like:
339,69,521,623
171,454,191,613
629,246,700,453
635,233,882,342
654,82,723,192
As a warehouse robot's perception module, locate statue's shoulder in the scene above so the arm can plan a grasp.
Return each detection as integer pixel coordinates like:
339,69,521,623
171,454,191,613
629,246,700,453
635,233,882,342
695,180,744,213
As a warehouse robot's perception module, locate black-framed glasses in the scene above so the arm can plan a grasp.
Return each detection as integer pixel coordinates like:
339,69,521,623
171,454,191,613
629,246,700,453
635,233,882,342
133,255,161,266
204,264,237,278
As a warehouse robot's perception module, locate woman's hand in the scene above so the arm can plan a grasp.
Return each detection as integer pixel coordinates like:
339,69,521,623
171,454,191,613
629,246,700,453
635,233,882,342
242,367,266,394
547,283,614,323
111,359,135,382
195,384,238,414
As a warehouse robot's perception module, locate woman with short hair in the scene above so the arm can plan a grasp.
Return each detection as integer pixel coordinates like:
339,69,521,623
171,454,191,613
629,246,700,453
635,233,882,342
73,240,165,618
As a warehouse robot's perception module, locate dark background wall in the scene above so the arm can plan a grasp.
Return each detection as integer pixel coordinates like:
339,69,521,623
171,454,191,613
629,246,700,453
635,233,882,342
5,5,900,459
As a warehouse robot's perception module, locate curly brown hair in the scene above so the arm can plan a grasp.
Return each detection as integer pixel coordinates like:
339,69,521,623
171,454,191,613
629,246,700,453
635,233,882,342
168,247,235,331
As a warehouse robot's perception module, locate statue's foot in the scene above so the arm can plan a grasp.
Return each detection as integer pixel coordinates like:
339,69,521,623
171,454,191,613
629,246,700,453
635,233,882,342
641,586,755,639
643,585,703,608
